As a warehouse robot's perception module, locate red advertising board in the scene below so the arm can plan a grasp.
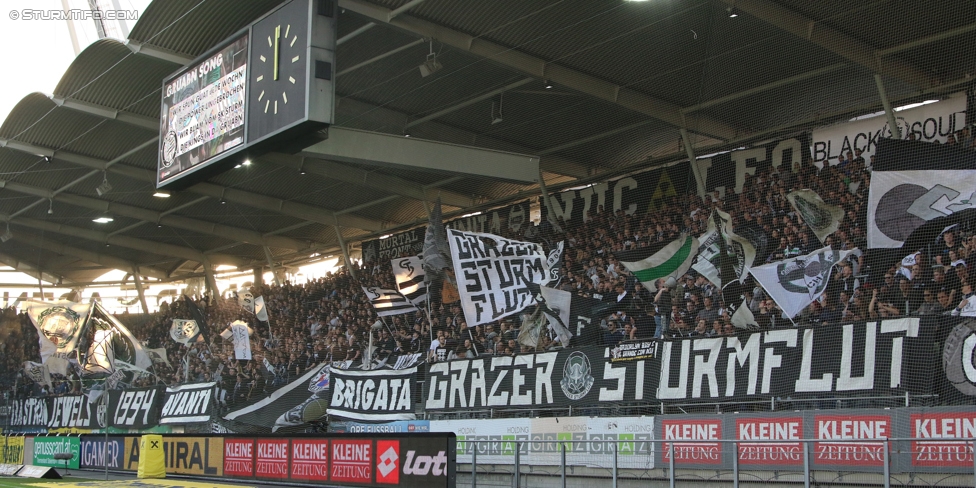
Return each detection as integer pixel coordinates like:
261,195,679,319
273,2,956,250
223,438,254,477
331,439,373,484
376,440,400,485
735,417,803,466
910,412,976,467
661,419,722,465
814,414,889,466
291,439,330,482
255,438,289,479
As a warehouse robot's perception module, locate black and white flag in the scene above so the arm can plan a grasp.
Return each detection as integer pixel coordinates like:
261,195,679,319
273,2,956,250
170,319,200,344
328,366,418,421
362,286,418,317
23,361,51,387
750,246,859,318
692,208,756,288
392,255,428,306
160,382,214,424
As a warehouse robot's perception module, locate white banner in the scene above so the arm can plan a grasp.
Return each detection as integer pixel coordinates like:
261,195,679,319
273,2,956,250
432,416,654,469
867,169,976,248
812,93,966,163
229,321,252,360
750,246,859,318
238,289,254,313
447,228,554,326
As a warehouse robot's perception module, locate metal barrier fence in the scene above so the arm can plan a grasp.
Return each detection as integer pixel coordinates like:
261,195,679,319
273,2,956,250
457,438,976,488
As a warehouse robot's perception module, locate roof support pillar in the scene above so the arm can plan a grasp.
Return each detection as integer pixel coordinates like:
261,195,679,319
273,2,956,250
132,266,149,313
679,128,706,197
333,226,358,281
263,247,281,287
203,259,219,301
874,74,902,140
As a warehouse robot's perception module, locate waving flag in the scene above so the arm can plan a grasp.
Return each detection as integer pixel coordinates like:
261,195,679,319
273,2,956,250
392,256,428,306
618,234,699,293
787,189,844,244
750,246,859,318
362,286,418,317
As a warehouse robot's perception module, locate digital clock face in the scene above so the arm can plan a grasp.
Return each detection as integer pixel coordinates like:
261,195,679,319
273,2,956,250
247,0,310,143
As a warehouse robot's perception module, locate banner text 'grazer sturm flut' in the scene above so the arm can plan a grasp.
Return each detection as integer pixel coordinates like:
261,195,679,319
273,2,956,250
448,229,555,326
328,366,418,421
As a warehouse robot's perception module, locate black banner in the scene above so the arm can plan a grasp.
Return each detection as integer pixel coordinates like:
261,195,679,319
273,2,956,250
361,200,533,264
657,318,931,402
46,394,102,429
223,363,330,433
444,200,531,235
328,367,418,421
160,382,215,424
547,135,809,227
108,386,163,429
362,228,424,265
425,345,656,411
9,398,48,427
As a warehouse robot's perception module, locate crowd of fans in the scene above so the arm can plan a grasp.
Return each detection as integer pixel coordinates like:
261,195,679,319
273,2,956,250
2,138,974,407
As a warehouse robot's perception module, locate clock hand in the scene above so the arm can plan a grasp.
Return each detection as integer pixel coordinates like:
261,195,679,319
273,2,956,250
273,24,280,81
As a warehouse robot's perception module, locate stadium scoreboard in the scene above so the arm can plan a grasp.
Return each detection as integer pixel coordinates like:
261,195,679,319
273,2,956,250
157,0,336,189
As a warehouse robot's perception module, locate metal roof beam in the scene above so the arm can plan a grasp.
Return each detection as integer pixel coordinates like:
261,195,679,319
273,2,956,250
262,153,477,208
338,95,593,179
0,138,388,232
405,78,534,129
49,96,159,131
4,216,246,267
878,21,976,56
337,0,739,141
125,40,194,65
14,231,171,280
681,63,848,114
0,178,312,251
718,0,939,88
302,127,540,184
0,252,63,285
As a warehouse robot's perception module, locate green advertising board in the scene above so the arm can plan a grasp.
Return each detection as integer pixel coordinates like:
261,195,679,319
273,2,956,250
32,436,80,469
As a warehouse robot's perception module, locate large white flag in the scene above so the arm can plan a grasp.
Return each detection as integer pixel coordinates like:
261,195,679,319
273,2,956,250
392,255,428,306
749,246,859,318
24,300,92,371
361,286,418,317
447,228,555,326
787,189,844,244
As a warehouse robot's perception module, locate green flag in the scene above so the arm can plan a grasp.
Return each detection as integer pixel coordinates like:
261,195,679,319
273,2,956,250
618,234,699,293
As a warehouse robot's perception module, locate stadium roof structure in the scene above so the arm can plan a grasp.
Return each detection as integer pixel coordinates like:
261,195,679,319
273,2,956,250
0,0,972,285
